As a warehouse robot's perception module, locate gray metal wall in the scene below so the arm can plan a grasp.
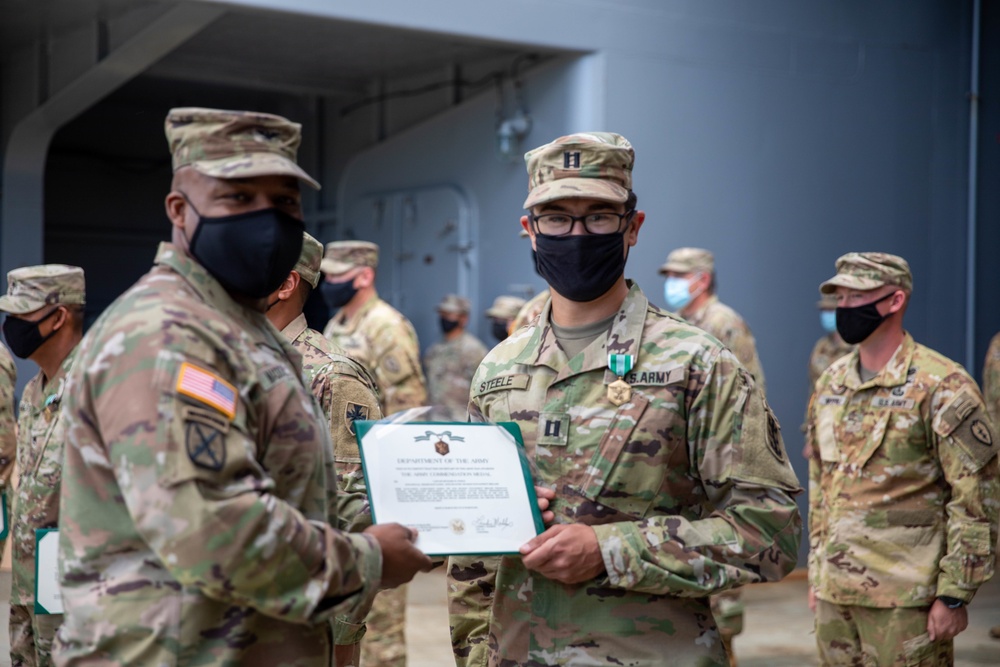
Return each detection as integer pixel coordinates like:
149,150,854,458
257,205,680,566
337,3,982,561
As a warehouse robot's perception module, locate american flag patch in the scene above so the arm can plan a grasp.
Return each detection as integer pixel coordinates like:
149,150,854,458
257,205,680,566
176,362,237,420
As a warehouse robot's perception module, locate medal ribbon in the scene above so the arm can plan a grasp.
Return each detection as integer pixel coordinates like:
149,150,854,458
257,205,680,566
608,354,635,378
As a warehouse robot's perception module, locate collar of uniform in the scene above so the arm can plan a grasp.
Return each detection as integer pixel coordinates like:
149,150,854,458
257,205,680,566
281,313,309,343
33,343,79,408
336,292,381,333
842,332,915,390
155,242,244,317
512,281,646,377
683,293,718,324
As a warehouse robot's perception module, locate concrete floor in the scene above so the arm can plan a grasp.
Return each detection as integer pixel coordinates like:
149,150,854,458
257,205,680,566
0,570,997,665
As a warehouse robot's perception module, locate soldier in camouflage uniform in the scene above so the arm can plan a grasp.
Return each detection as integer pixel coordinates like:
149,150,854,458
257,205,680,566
801,293,854,459
320,240,428,667
660,247,766,394
423,295,488,421
806,252,999,666
448,132,802,667
0,341,16,561
660,247,769,662
54,107,431,666
265,231,385,667
982,334,1000,640
484,295,526,342
0,265,85,667
509,289,549,333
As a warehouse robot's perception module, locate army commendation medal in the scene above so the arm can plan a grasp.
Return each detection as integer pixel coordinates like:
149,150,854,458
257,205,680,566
607,354,635,406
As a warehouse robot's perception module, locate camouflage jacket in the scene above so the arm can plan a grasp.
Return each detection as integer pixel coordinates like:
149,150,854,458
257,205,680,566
982,332,1000,426
10,347,77,608
681,294,766,394
449,283,801,667
423,331,488,421
808,332,853,391
807,333,999,607
55,243,382,666
323,295,427,416
509,290,550,332
0,344,16,537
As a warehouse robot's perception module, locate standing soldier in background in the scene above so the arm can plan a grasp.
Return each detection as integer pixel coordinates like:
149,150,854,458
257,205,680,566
0,341,15,563
321,240,428,667
55,107,431,666
802,292,854,459
509,290,548,332
981,331,1000,641
659,247,768,662
423,295,487,421
484,295,526,342
0,265,85,667
449,131,801,667
264,232,383,666
807,252,998,665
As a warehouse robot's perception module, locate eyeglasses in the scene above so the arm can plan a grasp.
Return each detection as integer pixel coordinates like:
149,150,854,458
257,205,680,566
530,210,633,236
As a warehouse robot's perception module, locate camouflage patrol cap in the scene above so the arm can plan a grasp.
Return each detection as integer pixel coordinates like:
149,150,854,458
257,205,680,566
320,241,379,276
658,247,714,275
816,292,839,310
0,264,85,315
485,295,526,320
437,294,471,315
820,252,912,295
165,107,320,189
523,132,634,208
293,232,323,288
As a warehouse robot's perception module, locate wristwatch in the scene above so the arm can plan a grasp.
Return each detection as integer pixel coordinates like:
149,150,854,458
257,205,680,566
937,596,965,609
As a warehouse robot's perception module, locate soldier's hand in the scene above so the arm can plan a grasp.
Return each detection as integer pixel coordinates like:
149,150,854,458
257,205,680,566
519,524,604,584
535,486,556,524
364,523,434,589
927,599,968,641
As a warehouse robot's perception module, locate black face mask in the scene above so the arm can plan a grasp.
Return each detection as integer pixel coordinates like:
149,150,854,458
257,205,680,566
184,197,304,299
321,280,358,310
533,232,627,302
836,291,896,344
3,308,61,359
440,317,461,334
491,319,510,342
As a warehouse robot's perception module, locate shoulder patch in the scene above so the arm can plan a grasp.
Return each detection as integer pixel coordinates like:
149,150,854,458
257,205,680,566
473,374,531,397
176,362,237,420
182,405,230,471
935,386,996,470
345,402,370,435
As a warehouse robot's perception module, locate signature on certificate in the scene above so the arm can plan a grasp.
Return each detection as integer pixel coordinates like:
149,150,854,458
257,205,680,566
474,515,514,531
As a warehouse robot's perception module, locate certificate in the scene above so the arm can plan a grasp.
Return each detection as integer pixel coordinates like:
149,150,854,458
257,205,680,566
35,528,63,615
355,421,543,556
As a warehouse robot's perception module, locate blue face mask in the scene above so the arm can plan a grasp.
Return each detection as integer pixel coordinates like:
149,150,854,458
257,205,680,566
820,310,837,334
664,277,693,311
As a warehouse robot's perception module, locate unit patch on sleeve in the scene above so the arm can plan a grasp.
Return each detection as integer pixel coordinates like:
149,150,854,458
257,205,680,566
183,405,230,472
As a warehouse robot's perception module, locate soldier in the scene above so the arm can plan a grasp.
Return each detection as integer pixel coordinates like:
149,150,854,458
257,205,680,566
802,293,854,459
660,247,768,661
264,232,384,665
448,132,802,667
0,265,84,667
423,295,488,421
484,295,526,342
508,289,549,332
54,107,432,666
320,241,428,667
660,247,766,393
0,341,15,561
806,252,998,666
982,333,1000,641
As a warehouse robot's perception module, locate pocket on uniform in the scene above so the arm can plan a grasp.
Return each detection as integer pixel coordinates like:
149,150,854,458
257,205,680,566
574,393,650,518
901,632,947,667
960,521,995,585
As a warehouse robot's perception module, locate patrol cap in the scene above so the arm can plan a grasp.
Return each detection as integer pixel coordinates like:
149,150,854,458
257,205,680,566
165,107,320,190
658,247,714,275
437,294,471,316
523,132,634,209
820,252,912,295
816,293,839,310
293,232,323,288
485,295,526,320
0,264,86,315
321,241,379,276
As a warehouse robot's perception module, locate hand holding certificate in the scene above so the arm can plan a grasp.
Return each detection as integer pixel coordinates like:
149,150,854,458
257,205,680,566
355,421,543,556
